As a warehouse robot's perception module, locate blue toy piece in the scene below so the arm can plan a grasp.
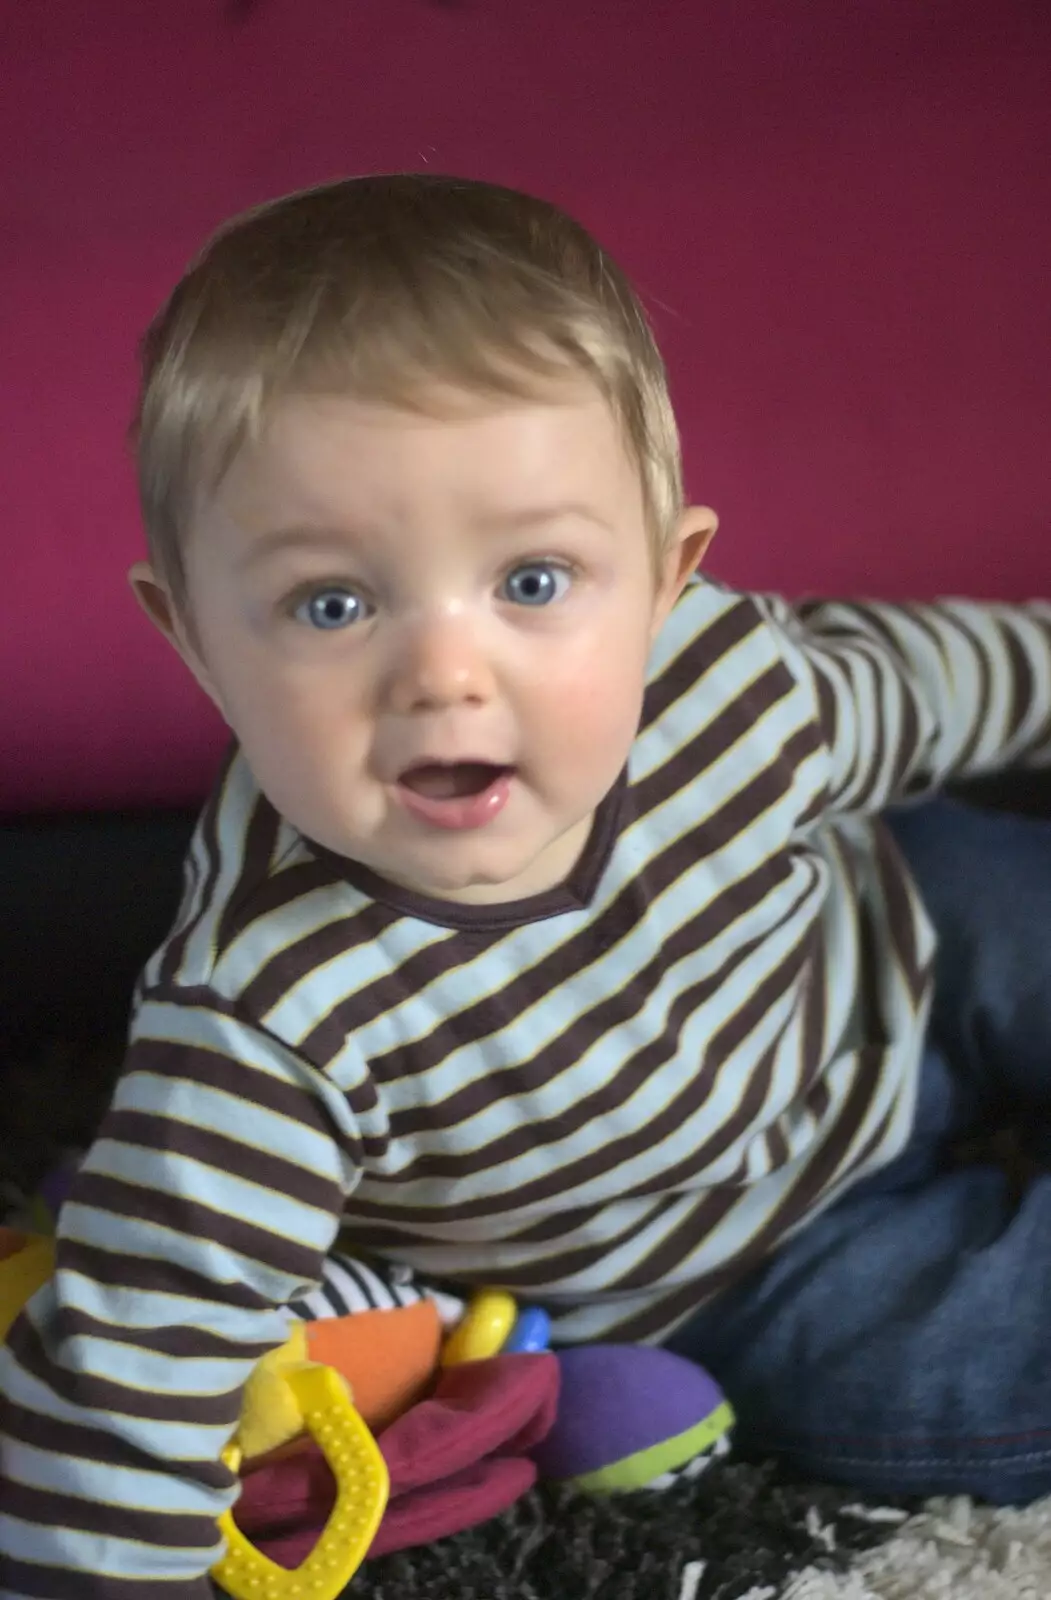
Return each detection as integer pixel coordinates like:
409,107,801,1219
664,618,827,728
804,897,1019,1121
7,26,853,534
503,1306,551,1354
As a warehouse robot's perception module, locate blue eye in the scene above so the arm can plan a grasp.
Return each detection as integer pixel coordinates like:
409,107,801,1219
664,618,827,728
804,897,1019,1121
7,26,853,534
294,588,367,630
502,562,571,607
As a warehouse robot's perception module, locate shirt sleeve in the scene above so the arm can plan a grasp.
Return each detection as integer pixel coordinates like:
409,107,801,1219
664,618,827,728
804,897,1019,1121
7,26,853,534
0,986,363,1600
760,594,1051,814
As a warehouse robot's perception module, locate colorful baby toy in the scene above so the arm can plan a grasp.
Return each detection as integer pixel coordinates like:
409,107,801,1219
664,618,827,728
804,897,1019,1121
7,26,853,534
440,1287,519,1365
0,1213,734,1597
214,1360,388,1600
532,1343,734,1491
0,1228,389,1600
0,1227,54,1339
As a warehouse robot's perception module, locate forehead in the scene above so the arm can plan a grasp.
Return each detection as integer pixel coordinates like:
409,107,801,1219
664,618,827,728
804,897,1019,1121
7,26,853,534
213,384,640,530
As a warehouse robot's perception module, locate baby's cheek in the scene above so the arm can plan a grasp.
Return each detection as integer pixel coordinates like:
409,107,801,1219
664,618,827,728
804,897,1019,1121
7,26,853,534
534,651,645,769
237,685,372,830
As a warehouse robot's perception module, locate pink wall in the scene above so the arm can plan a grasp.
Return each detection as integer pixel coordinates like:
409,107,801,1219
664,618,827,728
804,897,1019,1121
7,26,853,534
2,0,1048,811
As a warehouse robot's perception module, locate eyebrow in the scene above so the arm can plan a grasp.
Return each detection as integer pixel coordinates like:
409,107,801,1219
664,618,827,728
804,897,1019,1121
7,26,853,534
239,504,613,569
237,527,356,571
476,503,615,534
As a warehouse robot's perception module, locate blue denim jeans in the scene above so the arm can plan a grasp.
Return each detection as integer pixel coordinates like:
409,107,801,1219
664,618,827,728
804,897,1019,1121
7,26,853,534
667,798,1051,1504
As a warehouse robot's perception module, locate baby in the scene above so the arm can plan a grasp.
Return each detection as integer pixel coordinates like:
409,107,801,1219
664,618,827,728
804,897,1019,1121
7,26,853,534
4,173,1051,1598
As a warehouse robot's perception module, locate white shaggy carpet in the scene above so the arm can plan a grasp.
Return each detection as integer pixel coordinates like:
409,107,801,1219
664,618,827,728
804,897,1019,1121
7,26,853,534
773,1495,1051,1599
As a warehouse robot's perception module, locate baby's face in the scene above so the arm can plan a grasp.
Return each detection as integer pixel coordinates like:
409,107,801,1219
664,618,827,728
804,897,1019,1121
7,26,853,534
166,385,709,904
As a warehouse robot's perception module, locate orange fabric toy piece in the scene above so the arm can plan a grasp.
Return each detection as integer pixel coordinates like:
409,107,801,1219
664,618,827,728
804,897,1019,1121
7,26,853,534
304,1298,443,1433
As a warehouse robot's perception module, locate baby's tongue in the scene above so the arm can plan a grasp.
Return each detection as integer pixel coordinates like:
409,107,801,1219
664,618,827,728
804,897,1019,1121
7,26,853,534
403,762,500,799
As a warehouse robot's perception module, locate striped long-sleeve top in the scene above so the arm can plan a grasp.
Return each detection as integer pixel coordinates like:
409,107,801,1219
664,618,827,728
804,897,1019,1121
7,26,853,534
4,577,1051,1598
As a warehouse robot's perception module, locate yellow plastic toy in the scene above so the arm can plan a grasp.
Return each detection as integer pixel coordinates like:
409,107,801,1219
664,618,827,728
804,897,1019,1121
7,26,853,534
0,1228,55,1339
441,1288,517,1366
234,1322,314,1462
0,1229,388,1600
214,1362,388,1600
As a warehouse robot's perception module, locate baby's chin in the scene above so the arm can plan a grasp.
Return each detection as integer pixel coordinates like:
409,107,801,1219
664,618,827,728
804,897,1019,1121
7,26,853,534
290,817,530,902
288,787,595,905
331,830,575,907
367,849,543,906
382,824,596,906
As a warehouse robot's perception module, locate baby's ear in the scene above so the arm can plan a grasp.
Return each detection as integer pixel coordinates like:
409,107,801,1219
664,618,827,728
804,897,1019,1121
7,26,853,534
652,506,719,633
128,562,180,647
128,562,225,713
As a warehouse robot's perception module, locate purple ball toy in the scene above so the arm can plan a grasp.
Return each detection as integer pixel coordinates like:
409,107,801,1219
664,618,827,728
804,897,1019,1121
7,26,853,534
531,1344,734,1492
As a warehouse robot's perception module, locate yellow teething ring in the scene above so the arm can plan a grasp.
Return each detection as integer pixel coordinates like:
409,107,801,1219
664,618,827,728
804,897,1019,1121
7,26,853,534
441,1288,518,1366
212,1364,388,1600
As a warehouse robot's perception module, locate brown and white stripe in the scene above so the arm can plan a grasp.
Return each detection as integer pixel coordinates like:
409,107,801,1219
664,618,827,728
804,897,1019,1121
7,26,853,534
4,577,1051,1597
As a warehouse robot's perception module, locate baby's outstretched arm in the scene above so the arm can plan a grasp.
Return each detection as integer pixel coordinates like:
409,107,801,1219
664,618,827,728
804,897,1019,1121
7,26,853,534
764,594,1051,813
0,986,362,1599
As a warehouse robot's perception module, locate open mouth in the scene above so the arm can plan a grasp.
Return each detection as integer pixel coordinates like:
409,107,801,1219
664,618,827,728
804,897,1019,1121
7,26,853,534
395,761,517,831
399,761,513,799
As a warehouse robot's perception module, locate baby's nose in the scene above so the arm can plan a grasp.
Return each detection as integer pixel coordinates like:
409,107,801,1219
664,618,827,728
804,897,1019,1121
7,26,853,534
385,612,496,713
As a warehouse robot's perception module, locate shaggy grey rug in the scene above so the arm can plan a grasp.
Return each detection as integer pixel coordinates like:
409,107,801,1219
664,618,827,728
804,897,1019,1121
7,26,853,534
346,1464,1051,1599
344,1461,918,1599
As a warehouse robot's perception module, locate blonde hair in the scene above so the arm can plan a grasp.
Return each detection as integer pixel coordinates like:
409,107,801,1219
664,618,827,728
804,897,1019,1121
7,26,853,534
134,173,684,607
